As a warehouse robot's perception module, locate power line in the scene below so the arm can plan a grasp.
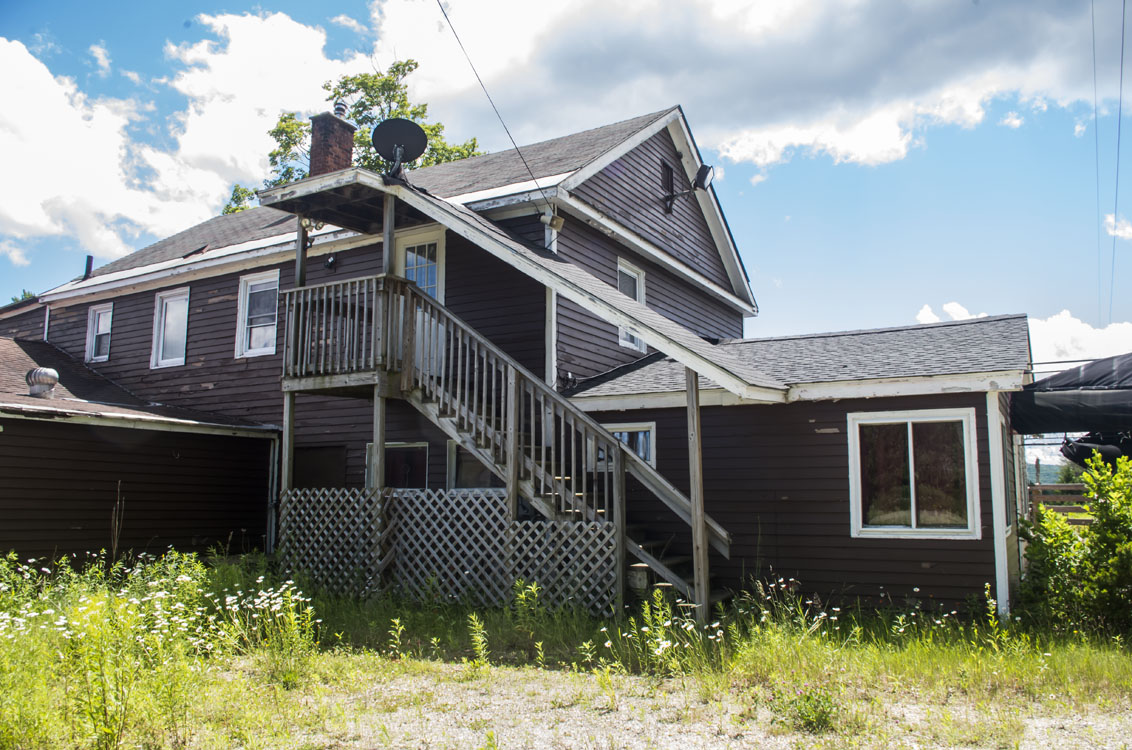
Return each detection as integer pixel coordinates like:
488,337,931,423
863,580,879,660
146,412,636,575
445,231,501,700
434,0,554,213
1110,0,1128,325
1093,0,1103,326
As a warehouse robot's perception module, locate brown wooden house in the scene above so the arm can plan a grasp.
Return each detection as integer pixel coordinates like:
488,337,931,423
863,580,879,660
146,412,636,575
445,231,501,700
0,106,1030,616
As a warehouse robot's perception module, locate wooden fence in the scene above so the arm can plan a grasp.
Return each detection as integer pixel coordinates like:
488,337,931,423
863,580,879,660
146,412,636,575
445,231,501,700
1028,483,1093,526
277,487,618,612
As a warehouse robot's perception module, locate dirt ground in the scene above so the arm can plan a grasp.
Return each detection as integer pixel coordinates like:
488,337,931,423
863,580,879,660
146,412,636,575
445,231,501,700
281,661,1132,749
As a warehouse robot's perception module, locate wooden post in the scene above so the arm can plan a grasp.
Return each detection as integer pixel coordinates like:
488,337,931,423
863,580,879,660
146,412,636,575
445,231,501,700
505,365,520,520
382,194,395,275
295,218,308,287
400,290,416,393
612,447,626,610
686,367,709,624
371,385,386,489
281,391,295,492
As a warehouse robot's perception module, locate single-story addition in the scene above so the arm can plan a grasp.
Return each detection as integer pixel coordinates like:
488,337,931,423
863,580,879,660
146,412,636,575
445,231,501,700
0,336,278,559
568,314,1032,611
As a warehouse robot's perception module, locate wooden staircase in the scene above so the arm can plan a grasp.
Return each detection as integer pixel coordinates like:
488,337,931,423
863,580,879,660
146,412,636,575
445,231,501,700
281,274,731,610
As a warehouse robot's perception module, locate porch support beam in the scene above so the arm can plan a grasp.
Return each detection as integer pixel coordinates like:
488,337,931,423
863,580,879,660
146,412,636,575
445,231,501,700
686,367,709,624
281,391,295,493
612,449,627,608
505,365,520,519
295,218,308,287
371,385,386,489
382,194,395,275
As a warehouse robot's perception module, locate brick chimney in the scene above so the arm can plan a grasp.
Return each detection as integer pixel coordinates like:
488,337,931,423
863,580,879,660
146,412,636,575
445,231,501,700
309,102,357,176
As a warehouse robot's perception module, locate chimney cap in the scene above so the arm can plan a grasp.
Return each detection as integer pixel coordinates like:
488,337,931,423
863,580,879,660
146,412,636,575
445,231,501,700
333,100,348,118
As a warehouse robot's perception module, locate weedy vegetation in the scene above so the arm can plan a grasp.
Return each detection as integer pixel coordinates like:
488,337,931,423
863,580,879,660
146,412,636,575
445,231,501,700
1,456,1129,747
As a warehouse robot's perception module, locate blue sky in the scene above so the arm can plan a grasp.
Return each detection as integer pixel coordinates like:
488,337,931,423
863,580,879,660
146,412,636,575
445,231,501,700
3,0,1132,375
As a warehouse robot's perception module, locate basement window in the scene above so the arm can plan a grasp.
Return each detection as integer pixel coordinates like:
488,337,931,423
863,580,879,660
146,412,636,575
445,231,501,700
235,270,279,358
85,302,113,362
150,287,189,368
847,408,981,539
617,259,646,352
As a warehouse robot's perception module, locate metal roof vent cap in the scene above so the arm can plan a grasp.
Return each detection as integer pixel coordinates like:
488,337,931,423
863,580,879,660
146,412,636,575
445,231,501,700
26,367,59,398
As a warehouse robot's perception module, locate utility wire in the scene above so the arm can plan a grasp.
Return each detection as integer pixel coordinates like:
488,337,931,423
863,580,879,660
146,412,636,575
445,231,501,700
1110,0,1128,325
434,0,554,213
1093,0,1103,326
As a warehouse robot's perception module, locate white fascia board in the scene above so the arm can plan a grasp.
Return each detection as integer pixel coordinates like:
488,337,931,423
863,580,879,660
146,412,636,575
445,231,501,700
0,401,279,438
559,111,679,191
554,191,757,316
664,117,756,310
570,370,1028,412
786,370,1027,402
0,302,44,322
39,230,372,307
447,172,572,207
572,387,781,412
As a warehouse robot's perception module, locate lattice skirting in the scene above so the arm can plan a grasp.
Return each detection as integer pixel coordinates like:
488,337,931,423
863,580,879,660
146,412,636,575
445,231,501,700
278,488,618,613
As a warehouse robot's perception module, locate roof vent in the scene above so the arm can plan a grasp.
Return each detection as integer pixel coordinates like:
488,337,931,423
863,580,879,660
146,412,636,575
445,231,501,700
333,100,348,118
26,367,59,398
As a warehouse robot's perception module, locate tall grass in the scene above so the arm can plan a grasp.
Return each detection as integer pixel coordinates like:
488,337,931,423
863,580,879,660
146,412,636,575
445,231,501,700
2,550,1129,746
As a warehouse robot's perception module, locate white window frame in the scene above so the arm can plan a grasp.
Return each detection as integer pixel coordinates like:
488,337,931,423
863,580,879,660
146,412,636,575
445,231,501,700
84,302,113,363
601,421,657,468
847,408,981,540
616,258,646,352
150,287,190,369
395,227,446,303
235,269,280,359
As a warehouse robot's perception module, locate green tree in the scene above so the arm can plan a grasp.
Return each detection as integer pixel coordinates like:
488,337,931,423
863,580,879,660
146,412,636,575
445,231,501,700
9,289,33,304
224,60,479,213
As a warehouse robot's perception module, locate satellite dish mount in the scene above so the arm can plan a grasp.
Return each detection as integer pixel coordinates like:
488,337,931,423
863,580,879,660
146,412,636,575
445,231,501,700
371,118,428,179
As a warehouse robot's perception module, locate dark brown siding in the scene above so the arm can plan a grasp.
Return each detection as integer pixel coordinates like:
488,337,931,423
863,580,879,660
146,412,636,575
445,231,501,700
592,393,999,605
573,129,732,288
556,219,743,379
446,232,545,378
0,417,271,558
1,305,46,339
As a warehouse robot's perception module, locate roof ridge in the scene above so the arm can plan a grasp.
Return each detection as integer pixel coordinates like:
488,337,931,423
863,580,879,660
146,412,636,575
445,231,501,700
411,107,677,176
722,313,1028,346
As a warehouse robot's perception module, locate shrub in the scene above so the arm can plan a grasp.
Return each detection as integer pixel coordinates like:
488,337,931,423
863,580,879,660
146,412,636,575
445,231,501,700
1021,454,1132,632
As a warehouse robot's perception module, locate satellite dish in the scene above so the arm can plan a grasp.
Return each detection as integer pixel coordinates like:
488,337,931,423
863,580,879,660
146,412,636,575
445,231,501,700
371,118,427,176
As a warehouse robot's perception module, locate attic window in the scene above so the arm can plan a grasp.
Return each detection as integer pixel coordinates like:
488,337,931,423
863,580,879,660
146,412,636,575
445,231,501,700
661,162,675,214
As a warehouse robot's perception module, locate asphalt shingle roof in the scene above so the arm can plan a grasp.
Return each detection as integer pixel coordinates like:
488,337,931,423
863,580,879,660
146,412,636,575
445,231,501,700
80,108,676,281
409,108,675,198
0,337,271,429
89,207,296,279
571,315,1032,398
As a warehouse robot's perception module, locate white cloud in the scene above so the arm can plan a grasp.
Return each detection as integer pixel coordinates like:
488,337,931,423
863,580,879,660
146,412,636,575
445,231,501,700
1075,119,1088,137
712,163,724,181
999,111,1023,128
1105,213,1132,239
89,43,111,78
749,173,767,186
330,14,367,34
0,241,30,267
916,304,941,324
1029,309,1132,365
121,69,142,85
941,301,987,320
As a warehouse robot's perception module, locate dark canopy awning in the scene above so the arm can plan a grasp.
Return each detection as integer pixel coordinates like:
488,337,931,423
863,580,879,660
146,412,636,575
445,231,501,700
1010,352,1132,434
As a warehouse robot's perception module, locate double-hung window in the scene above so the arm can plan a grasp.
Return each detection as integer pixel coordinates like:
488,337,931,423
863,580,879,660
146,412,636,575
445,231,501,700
235,270,279,358
151,287,189,368
617,259,646,352
847,408,981,539
396,232,445,302
85,303,113,362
